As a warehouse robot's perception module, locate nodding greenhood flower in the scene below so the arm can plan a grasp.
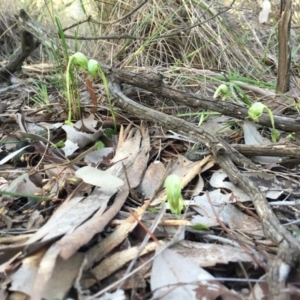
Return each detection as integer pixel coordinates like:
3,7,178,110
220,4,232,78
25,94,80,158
249,102,280,142
271,128,280,142
213,84,229,101
164,174,184,215
248,102,265,122
88,59,100,79
72,52,88,70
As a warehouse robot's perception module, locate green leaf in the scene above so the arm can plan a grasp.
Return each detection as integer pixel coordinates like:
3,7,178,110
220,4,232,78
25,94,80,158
271,129,280,142
286,133,295,140
0,190,49,200
191,223,210,230
95,141,105,150
147,207,158,213
64,120,74,126
293,229,300,236
104,128,115,139
55,140,65,148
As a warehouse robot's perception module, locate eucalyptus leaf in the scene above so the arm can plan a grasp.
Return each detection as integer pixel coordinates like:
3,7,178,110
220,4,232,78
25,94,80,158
75,166,124,188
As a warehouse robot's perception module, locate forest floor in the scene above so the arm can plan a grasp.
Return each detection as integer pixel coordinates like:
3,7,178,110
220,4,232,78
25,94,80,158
0,1,300,299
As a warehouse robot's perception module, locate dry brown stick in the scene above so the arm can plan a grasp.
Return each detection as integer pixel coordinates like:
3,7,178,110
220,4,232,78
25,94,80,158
232,144,300,157
101,65,300,132
108,77,300,299
0,10,40,82
277,0,292,93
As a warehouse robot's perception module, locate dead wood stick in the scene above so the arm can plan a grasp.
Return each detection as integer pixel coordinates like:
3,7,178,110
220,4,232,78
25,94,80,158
232,144,300,157
101,65,300,132
276,0,292,93
0,10,40,82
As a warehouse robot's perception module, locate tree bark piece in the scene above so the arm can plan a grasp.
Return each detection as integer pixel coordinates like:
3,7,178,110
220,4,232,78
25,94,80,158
276,0,292,93
0,10,41,82
232,143,300,157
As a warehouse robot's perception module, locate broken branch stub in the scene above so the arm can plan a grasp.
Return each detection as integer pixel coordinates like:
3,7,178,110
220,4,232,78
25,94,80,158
0,10,40,83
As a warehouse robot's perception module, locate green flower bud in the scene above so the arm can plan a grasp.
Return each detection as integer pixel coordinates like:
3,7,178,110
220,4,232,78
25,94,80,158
88,59,100,79
248,102,265,122
271,128,280,142
164,174,184,215
55,140,65,148
72,52,88,70
213,84,229,101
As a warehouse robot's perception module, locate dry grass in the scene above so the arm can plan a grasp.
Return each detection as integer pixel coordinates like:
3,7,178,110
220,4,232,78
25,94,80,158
1,0,300,101
0,2,276,64
0,3,19,59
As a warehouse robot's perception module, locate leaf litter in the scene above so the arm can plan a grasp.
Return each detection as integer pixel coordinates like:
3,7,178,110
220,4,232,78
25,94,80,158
0,1,300,300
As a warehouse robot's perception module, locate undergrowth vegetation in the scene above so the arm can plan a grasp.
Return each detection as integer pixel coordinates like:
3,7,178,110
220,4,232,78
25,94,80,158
0,0,298,123
2,0,298,97
0,1,298,116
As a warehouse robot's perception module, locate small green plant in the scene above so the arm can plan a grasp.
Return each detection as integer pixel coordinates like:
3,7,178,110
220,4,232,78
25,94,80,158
64,52,88,125
64,52,117,132
104,128,115,139
191,223,209,230
164,174,184,215
292,229,300,236
55,140,65,148
176,111,220,126
147,207,158,213
198,111,219,126
31,80,50,106
95,140,105,150
248,102,280,142
88,59,117,132
213,83,230,101
213,81,251,106
286,133,295,141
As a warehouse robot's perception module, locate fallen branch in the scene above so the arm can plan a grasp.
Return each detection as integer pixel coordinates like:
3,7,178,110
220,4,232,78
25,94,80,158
232,144,300,157
101,65,300,132
0,10,40,82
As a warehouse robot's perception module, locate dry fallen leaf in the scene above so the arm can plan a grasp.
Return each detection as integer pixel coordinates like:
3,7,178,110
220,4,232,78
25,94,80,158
75,166,124,188
151,247,243,300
